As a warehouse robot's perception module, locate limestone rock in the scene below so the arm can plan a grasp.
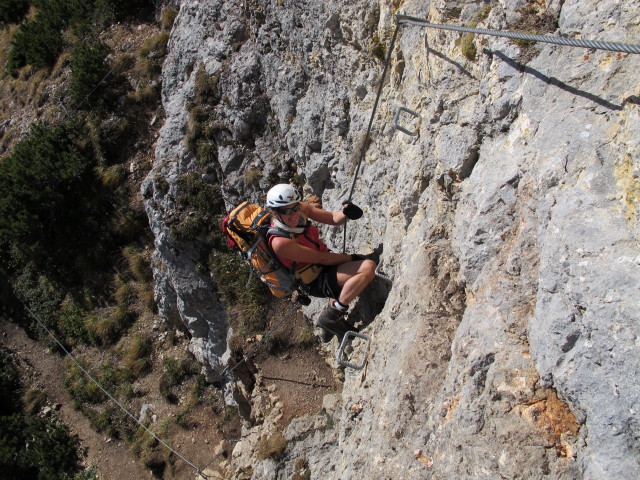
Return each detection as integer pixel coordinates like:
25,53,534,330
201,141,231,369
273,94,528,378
145,0,640,478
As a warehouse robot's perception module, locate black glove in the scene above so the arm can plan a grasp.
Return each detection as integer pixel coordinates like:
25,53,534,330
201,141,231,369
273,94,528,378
342,201,363,220
351,252,380,264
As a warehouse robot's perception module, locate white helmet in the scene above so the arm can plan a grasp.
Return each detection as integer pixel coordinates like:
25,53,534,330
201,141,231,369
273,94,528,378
266,184,301,209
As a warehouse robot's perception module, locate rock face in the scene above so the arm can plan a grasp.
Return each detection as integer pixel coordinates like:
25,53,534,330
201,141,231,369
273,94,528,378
143,0,640,478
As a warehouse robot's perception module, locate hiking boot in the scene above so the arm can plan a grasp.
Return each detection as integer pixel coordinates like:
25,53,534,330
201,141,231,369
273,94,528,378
317,305,351,341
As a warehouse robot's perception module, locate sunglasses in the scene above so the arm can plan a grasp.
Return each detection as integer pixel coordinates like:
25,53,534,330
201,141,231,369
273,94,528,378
277,203,300,215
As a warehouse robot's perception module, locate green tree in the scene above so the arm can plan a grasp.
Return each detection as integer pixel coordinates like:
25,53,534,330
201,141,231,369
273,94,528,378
0,120,112,284
69,37,111,108
0,348,21,414
0,0,30,26
7,0,72,75
0,350,82,480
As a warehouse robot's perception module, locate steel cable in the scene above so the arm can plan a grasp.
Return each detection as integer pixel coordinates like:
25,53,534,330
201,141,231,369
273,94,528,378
19,303,213,478
342,24,400,252
396,14,640,55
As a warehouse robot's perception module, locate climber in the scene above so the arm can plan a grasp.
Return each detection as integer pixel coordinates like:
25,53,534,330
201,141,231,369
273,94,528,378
266,183,379,340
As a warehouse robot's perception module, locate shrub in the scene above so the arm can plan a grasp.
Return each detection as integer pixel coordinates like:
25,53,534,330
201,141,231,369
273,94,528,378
122,247,153,283
64,358,105,405
10,260,63,329
0,347,21,414
136,32,169,78
161,8,178,30
245,168,262,187
140,33,169,59
91,405,137,441
159,356,200,402
208,250,268,336
1,349,84,479
101,164,127,188
370,36,385,60
68,37,111,108
84,307,134,346
0,0,29,25
114,275,135,307
74,466,99,480
461,33,477,61
123,335,151,378
0,413,81,480
98,0,155,22
127,83,160,106
170,172,225,240
256,432,288,461
23,388,47,415
6,0,70,75
0,120,112,286
56,296,91,346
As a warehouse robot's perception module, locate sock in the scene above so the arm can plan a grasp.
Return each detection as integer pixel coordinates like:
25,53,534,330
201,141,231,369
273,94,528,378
333,300,348,311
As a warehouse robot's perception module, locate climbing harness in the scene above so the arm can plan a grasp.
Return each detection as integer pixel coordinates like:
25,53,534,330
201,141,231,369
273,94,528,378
395,14,640,55
336,331,371,370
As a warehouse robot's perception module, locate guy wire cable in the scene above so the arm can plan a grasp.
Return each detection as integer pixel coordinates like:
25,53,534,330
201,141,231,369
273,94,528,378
18,301,210,478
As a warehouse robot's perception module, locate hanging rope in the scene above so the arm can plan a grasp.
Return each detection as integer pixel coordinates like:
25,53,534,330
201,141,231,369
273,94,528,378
342,24,400,252
396,14,640,55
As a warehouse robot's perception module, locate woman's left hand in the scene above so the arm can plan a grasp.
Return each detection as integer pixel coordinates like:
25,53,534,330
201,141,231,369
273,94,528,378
342,201,363,220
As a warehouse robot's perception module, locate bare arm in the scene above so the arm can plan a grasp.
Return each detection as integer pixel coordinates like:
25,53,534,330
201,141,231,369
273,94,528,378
271,236,351,265
300,202,347,226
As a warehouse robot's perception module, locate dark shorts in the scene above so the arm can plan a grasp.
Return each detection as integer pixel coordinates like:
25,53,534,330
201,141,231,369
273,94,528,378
306,265,342,299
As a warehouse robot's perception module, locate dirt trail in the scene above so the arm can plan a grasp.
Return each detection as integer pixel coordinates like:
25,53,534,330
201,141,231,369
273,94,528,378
1,302,338,479
1,317,153,480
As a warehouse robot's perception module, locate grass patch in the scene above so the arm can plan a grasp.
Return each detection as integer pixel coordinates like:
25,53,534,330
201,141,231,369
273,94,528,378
208,250,268,337
161,8,178,30
461,33,477,61
23,388,47,414
256,432,288,461
159,356,201,403
123,334,152,378
370,36,385,60
508,1,558,49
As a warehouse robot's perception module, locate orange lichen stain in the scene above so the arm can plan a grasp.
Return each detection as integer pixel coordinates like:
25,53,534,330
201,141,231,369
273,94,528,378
443,395,461,424
614,153,640,225
515,389,581,458
415,449,434,467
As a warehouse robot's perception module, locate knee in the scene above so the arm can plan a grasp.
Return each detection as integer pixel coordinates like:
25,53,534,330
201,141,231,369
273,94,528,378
362,259,376,282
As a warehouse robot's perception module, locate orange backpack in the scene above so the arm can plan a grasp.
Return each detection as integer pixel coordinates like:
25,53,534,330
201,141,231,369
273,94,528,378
222,201,297,297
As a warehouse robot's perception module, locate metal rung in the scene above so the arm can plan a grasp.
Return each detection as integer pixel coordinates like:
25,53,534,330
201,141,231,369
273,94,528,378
393,106,420,136
336,331,370,370
375,259,392,283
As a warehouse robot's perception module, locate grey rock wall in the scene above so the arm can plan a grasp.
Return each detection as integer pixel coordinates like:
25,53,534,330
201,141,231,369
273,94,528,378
144,0,640,478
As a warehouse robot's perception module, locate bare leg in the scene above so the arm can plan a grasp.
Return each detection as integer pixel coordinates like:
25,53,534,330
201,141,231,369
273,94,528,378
335,260,376,306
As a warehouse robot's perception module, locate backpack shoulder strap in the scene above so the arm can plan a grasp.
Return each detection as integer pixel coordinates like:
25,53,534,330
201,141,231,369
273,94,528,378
266,226,292,239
